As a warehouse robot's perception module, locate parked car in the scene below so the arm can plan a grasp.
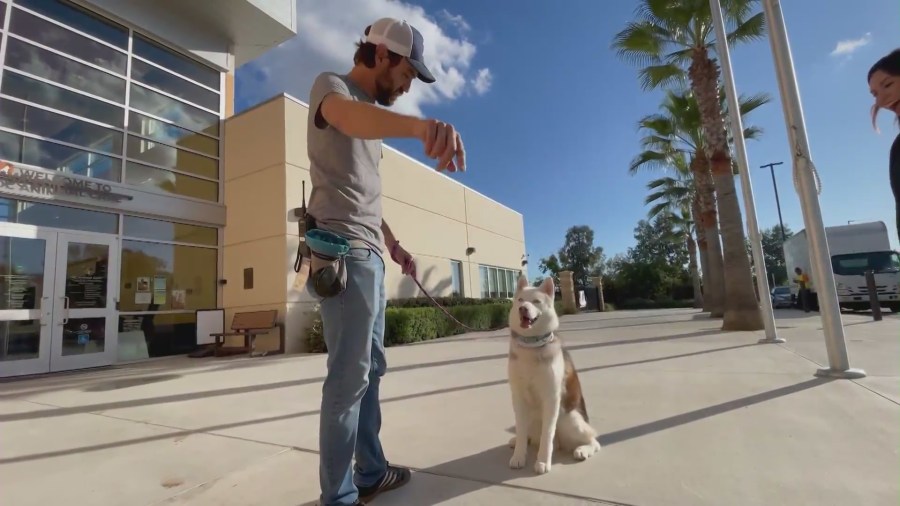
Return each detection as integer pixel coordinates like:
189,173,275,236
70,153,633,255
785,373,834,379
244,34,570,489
771,286,793,309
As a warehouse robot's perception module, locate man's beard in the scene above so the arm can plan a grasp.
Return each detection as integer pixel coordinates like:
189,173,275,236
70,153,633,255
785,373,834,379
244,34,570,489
374,76,400,106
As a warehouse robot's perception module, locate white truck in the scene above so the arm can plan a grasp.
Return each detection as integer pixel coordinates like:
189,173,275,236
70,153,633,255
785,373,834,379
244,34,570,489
782,221,900,312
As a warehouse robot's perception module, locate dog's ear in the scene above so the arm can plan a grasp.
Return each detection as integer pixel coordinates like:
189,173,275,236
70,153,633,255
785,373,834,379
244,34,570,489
539,277,554,298
517,274,528,292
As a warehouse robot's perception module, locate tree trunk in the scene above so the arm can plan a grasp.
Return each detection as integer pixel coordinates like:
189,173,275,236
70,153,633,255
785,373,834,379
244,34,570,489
692,155,725,317
689,49,762,330
693,192,710,311
687,234,703,309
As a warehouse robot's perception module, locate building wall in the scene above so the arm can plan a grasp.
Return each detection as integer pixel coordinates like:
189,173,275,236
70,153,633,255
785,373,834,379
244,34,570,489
222,94,526,353
76,0,297,71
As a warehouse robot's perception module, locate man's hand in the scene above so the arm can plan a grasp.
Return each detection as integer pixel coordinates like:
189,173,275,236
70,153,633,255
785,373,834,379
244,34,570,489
416,119,466,172
389,241,417,279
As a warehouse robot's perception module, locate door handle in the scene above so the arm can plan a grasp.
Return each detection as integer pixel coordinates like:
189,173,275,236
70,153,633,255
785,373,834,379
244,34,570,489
61,296,69,325
40,296,49,326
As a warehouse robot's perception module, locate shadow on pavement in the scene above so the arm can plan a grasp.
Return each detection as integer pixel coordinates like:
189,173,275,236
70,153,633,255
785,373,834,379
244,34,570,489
0,310,711,399
405,377,833,506
0,329,724,423
0,339,757,466
596,377,831,446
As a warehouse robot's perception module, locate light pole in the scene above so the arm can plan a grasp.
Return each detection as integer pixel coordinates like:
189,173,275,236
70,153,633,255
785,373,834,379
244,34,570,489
760,0,865,379
708,0,780,343
760,161,787,241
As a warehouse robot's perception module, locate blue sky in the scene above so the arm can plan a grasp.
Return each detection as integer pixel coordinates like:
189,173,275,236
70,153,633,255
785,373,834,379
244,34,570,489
235,0,899,275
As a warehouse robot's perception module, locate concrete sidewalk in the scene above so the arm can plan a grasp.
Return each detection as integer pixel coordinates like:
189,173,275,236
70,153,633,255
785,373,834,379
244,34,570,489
1,308,897,506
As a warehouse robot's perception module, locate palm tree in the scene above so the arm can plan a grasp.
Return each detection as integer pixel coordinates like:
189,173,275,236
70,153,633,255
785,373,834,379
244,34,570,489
630,89,768,318
644,171,704,309
612,0,767,330
631,117,723,316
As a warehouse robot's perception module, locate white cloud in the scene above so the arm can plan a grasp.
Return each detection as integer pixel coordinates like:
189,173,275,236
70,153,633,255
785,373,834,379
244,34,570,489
438,9,471,34
472,68,493,95
830,32,872,57
234,0,492,117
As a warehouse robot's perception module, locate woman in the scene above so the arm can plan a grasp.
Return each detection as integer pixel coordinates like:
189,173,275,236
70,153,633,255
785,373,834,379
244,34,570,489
868,49,900,240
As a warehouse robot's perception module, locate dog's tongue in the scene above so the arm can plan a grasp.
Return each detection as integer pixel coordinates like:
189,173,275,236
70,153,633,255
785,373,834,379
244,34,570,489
520,316,533,328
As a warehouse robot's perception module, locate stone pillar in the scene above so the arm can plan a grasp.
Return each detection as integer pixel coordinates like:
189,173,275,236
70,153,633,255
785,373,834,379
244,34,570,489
559,271,576,314
592,276,606,312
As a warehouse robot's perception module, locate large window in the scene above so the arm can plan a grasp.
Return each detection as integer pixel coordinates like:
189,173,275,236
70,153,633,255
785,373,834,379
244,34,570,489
450,260,463,297
0,196,117,233
119,214,218,358
0,0,222,201
479,264,519,299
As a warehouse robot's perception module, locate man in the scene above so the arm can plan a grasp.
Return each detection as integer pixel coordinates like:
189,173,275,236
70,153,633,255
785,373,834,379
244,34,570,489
306,17,466,506
793,267,811,313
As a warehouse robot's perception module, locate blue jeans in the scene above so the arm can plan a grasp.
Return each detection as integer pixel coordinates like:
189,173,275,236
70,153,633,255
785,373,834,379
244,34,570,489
315,247,388,505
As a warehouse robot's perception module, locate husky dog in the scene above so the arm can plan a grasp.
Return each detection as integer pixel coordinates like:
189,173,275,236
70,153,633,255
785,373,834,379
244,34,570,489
507,275,601,474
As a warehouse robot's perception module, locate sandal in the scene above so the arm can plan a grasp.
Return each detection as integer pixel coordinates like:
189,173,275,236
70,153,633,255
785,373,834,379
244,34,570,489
357,463,411,502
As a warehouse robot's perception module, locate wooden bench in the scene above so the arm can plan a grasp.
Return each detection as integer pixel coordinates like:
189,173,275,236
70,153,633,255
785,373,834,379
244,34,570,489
209,310,278,357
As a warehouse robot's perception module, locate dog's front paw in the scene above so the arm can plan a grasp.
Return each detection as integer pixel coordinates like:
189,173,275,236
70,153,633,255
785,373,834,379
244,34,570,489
534,460,551,474
509,451,526,469
573,443,598,461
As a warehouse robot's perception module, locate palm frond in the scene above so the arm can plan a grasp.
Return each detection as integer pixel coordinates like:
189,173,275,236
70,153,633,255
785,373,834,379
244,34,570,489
646,176,679,190
638,63,687,91
726,12,766,46
737,91,771,116
611,22,666,67
629,150,672,175
743,125,763,140
647,201,673,219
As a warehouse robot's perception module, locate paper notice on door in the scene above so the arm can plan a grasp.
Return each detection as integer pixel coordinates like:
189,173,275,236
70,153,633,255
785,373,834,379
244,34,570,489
171,289,186,309
153,276,167,305
135,292,151,304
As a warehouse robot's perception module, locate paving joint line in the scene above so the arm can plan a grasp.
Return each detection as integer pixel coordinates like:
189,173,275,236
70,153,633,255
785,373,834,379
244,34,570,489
17,399,301,452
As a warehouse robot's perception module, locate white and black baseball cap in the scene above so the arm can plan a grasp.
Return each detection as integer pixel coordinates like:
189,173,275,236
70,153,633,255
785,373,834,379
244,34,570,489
364,17,436,84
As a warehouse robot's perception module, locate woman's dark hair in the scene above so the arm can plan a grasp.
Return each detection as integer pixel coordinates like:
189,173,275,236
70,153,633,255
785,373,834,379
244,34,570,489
868,49,900,81
868,49,900,130
353,40,403,69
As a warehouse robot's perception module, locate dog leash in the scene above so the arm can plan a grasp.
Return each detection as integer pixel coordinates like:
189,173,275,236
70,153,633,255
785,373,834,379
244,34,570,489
409,274,489,333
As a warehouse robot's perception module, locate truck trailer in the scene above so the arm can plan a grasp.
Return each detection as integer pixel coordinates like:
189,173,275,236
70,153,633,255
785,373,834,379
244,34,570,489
782,221,900,312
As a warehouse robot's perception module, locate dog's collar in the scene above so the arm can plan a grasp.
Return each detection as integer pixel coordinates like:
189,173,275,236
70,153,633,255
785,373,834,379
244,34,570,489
511,330,555,348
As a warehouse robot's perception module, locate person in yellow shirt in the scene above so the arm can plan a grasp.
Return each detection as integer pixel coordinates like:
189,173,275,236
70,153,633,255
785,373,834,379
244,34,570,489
794,267,811,313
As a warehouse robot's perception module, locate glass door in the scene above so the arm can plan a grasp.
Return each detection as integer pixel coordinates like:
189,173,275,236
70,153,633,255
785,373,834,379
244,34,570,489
0,224,57,378
50,232,119,372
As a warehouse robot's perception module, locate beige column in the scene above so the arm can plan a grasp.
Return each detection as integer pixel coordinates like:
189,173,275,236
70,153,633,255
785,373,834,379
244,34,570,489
592,276,606,312
559,271,576,314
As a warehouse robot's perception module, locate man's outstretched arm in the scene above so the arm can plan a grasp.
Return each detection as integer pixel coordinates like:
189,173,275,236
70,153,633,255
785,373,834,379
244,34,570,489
320,93,423,140
319,92,466,172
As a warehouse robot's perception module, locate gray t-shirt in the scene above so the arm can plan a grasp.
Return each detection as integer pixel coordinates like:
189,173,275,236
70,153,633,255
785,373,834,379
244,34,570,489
306,72,384,252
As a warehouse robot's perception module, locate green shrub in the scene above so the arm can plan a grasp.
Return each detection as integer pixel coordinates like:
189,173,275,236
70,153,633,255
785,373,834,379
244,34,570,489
305,300,514,352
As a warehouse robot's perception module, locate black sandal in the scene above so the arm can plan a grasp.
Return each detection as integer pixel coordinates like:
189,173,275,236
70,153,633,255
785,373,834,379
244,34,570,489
357,463,411,502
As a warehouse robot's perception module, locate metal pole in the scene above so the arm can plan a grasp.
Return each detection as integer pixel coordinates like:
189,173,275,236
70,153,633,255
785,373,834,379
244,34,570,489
761,161,787,241
709,0,781,344
865,270,883,322
760,0,865,378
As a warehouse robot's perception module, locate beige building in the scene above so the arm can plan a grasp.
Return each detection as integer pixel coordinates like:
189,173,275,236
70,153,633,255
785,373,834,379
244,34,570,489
0,0,525,378
222,94,527,353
